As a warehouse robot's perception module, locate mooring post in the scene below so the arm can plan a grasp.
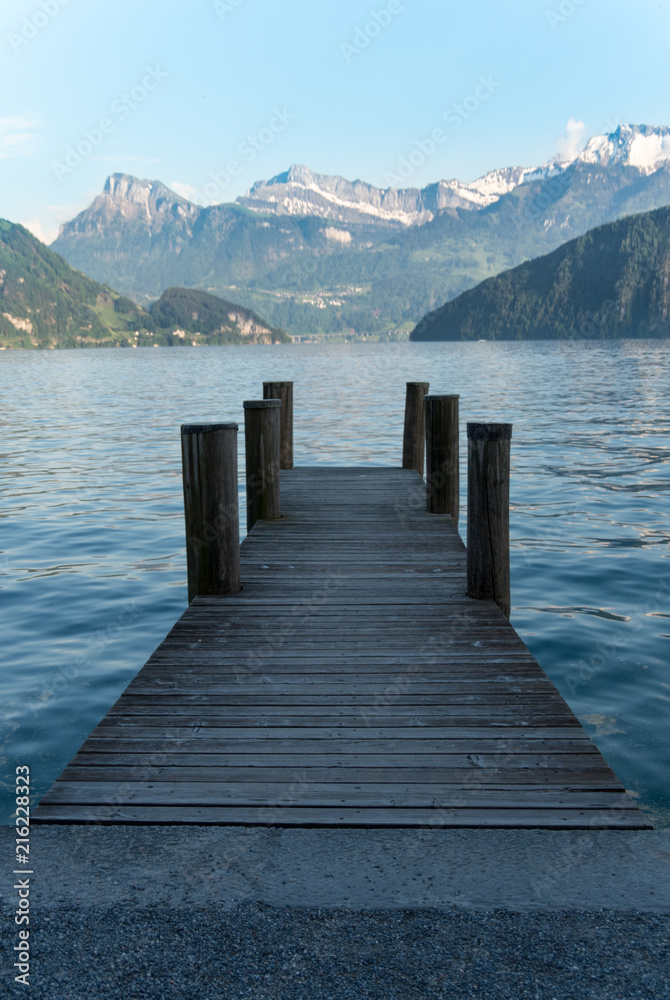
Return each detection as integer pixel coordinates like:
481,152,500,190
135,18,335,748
402,381,430,476
244,399,281,531
467,422,512,619
263,381,293,469
181,422,241,603
425,394,460,524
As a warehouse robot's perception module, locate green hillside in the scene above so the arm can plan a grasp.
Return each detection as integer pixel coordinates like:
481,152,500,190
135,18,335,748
0,220,151,348
151,287,288,344
411,205,670,341
0,221,286,348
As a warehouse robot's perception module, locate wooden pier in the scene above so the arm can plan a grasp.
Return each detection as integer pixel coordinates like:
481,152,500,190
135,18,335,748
34,389,651,828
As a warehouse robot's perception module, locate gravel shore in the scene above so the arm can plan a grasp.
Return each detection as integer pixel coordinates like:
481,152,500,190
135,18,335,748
3,902,669,1000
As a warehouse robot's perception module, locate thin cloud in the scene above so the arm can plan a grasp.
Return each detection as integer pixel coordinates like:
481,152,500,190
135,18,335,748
556,117,586,162
0,116,40,159
23,197,98,246
170,181,198,201
22,218,51,244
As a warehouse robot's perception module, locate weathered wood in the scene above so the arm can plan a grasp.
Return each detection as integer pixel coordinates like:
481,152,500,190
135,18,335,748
402,381,430,475
41,781,637,811
243,399,281,531
467,422,512,618
34,467,650,830
59,753,632,788
65,761,624,786
263,381,293,469
425,395,459,523
33,804,648,829
181,423,240,602
74,744,610,768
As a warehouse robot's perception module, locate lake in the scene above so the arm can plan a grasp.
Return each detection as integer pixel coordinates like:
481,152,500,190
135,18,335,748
1,340,668,827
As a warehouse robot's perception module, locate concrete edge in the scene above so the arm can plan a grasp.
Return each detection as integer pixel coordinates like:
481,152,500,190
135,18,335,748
2,826,669,912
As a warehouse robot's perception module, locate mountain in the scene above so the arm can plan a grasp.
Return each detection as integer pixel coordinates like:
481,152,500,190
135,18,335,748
410,205,670,341
50,125,670,336
567,123,670,173
238,125,670,225
0,220,285,348
236,163,532,224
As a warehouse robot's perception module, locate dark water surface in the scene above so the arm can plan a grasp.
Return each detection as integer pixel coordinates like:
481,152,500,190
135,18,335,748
1,341,668,826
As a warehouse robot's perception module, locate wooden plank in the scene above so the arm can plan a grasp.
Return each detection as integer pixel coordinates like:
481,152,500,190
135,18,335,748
32,804,652,829
112,698,580,719
75,745,607,767
110,684,555,700
59,764,625,788
72,724,601,742
86,729,590,752
91,725,595,748
89,719,579,740
112,687,573,703
105,706,579,721
40,781,639,811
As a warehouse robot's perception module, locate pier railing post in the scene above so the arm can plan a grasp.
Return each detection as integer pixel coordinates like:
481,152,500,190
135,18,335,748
181,422,241,603
402,381,430,476
263,381,293,469
244,399,281,531
467,422,512,619
425,394,460,524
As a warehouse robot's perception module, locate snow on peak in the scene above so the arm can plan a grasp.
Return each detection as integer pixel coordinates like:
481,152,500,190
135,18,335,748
238,126,670,226
555,124,670,174
626,130,670,171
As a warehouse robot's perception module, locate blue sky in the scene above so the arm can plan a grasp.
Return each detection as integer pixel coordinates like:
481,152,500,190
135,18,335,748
1,0,669,242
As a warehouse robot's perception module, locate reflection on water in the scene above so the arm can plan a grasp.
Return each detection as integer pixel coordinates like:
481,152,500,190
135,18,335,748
0,339,669,826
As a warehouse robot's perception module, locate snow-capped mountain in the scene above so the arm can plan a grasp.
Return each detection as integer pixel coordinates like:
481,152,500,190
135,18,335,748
564,123,670,173
238,125,670,226
235,163,529,225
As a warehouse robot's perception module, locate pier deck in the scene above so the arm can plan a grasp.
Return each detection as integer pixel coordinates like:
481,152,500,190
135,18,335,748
34,468,651,828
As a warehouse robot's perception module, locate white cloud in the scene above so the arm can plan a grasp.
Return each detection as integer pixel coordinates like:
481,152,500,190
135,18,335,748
22,197,96,246
556,117,586,163
0,116,40,159
22,218,52,244
170,180,200,203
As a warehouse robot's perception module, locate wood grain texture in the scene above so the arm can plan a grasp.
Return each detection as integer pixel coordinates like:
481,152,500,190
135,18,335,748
402,382,429,476
181,423,241,601
425,395,459,523
243,399,281,531
263,381,293,469
34,466,651,829
467,423,512,618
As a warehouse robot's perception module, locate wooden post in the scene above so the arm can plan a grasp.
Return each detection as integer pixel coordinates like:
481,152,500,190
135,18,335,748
181,423,240,603
425,394,460,524
467,422,512,619
402,381,430,476
244,399,281,532
263,381,293,469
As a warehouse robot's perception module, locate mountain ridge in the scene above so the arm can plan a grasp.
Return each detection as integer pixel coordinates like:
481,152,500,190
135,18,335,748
237,124,670,226
50,124,670,336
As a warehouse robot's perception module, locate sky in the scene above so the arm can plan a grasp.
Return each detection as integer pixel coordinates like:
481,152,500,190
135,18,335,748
1,0,670,243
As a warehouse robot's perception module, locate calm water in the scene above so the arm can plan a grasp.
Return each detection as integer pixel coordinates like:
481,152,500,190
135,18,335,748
1,341,669,826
